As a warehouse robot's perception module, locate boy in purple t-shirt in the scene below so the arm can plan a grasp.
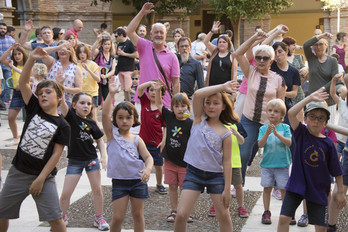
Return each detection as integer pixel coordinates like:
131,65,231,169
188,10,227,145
277,88,346,232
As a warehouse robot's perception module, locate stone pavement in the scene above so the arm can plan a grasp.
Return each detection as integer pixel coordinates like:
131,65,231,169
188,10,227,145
0,101,316,232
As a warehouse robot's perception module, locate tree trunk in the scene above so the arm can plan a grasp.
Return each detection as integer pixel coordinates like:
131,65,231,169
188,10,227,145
231,15,241,48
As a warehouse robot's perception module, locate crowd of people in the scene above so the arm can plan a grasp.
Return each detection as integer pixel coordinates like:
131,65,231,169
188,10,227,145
0,2,348,232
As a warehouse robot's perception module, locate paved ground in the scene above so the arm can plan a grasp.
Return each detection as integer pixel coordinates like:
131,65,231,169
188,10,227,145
0,93,342,232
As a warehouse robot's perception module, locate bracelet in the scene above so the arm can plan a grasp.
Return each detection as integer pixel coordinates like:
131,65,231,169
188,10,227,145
210,30,214,34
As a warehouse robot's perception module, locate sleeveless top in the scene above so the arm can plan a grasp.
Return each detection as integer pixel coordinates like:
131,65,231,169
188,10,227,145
107,126,144,179
209,52,232,86
332,44,346,69
184,116,232,172
46,60,77,106
94,51,114,85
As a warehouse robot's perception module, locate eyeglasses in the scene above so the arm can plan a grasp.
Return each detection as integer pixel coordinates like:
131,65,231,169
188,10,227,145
313,43,325,47
255,56,271,62
306,114,327,122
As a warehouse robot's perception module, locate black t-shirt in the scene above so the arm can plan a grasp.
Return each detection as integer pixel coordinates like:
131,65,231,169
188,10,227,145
161,106,193,167
117,39,136,72
12,95,70,176
271,62,301,92
65,109,104,161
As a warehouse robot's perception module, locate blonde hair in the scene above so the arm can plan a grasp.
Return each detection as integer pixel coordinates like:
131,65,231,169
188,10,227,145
266,99,286,118
33,63,48,78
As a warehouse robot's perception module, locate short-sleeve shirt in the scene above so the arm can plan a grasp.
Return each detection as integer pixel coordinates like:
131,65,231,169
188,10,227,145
12,95,70,176
11,66,23,89
134,37,180,108
258,123,292,168
138,94,165,146
225,123,247,168
65,109,103,161
336,97,348,143
243,65,285,124
117,39,136,72
31,42,58,58
271,62,301,92
0,35,15,70
286,122,342,205
161,106,193,167
79,60,99,96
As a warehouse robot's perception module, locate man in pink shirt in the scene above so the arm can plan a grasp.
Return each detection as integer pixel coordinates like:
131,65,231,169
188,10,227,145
125,2,180,109
66,19,83,41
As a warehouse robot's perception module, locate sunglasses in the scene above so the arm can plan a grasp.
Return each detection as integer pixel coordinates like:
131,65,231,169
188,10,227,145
102,36,111,39
306,114,327,122
255,56,271,62
132,78,138,81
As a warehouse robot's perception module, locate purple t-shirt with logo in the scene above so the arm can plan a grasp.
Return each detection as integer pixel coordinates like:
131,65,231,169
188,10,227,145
286,122,342,205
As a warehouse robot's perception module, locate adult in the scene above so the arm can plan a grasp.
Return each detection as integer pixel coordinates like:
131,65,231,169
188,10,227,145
137,24,147,38
19,20,58,58
0,23,15,106
115,28,138,102
235,31,286,183
211,29,233,49
332,32,347,71
167,28,185,53
203,21,237,86
91,34,116,106
176,37,204,99
66,19,83,41
44,41,82,107
93,23,108,37
6,26,15,39
303,32,345,124
125,2,180,109
53,28,65,42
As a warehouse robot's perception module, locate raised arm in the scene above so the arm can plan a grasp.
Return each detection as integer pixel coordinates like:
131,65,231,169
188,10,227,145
91,35,102,59
102,76,119,142
261,24,289,46
58,95,69,117
125,2,154,47
330,74,341,105
19,47,49,104
192,80,239,123
203,21,219,54
19,19,34,51
0,43,19,67
137,80,154,98
154,79,165,113
235,31,268,78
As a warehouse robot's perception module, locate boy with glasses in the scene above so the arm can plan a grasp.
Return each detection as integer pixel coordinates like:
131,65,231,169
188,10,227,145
277,88,346,232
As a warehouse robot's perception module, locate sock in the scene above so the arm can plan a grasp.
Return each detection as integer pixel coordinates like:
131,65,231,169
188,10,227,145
328,224,336,229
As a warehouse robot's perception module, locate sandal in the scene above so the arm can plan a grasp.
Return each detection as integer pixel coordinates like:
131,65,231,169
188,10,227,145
166,210,176,222
187,215,194,223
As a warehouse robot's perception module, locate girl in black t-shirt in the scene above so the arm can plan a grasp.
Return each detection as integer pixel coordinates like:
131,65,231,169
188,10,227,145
59,92,109,230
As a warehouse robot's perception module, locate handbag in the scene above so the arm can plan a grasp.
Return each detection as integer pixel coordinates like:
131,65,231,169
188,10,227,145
152,48,173,97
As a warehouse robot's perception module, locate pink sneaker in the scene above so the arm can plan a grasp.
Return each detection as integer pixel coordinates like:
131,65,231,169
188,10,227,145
238,206,249,218
208,205,216,217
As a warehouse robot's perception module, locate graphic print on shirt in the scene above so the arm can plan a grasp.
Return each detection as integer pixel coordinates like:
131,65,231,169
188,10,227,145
20,114,57,159
78,122,92,142
266,130,285,152
170,126,182,148
304,145,325,168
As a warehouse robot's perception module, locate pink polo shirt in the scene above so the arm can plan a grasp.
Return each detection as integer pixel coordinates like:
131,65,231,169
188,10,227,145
133,37,180,108
66,28,78,40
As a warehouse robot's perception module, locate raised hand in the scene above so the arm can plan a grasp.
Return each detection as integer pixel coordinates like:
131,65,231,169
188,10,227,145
310,88,329,102
320,32,334,40
56,68,67,84
108,75,120,94
223,80,239,94
24,19,33,32
254,30,268,40
211,21,221,33
11,43,21,50
29,47,48,61
332,73,342,82
276,24,289,34
141,2,155,15
154,78,165,91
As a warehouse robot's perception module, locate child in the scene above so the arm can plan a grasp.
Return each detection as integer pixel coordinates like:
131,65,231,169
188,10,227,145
130,70,139,105
258,99,292,224
58,92,109,231
0,47,70,232
174,80,239,232
0,43,27,147
277,88,347,232
153,79,193,222
31,63,48,94
102,76,153,232
137,80,167,194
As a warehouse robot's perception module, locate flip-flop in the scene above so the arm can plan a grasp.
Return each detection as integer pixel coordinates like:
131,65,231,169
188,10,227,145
166,210,176,222
187,215,194,223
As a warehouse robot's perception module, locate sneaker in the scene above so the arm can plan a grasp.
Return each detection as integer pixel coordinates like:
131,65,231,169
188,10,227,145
327,224,337,232
208,205,216,217
238,206,249,218
297,214,308,227
272,189,282,200
93,216,110,231
63,215,68,226
156,184,167,194
5,138,19,147
230,187,236,198
290,217,296,225
261,210,271,224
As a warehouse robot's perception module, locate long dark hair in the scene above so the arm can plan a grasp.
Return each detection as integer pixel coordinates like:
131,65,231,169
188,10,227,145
11,47,27,67
112,101,140,128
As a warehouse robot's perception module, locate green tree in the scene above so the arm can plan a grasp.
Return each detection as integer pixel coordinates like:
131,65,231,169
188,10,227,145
208,0,293,46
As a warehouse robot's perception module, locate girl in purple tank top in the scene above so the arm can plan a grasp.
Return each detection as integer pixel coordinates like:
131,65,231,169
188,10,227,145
102,76,154,231
174,80,239,232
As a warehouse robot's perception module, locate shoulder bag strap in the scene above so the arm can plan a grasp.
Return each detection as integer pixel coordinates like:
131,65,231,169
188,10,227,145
152,48,173,97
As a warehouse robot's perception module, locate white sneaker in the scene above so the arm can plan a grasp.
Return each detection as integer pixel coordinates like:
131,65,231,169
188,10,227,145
5,138,19,147
272,189,282,200
94,216,110,231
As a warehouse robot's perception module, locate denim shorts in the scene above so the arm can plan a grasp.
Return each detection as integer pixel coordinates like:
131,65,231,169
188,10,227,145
66,158,100,175
9,90,25,109
342,149,348,186
112,179,149,201
182,165,225,194
260,167,289,189
145,143,163,166
280,191,327,226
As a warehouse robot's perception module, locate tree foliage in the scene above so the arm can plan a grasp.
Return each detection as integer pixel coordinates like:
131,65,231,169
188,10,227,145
321,0,348,10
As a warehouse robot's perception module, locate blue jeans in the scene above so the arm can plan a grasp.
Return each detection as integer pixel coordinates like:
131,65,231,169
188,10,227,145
239,115,262,184
0,68,12,102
